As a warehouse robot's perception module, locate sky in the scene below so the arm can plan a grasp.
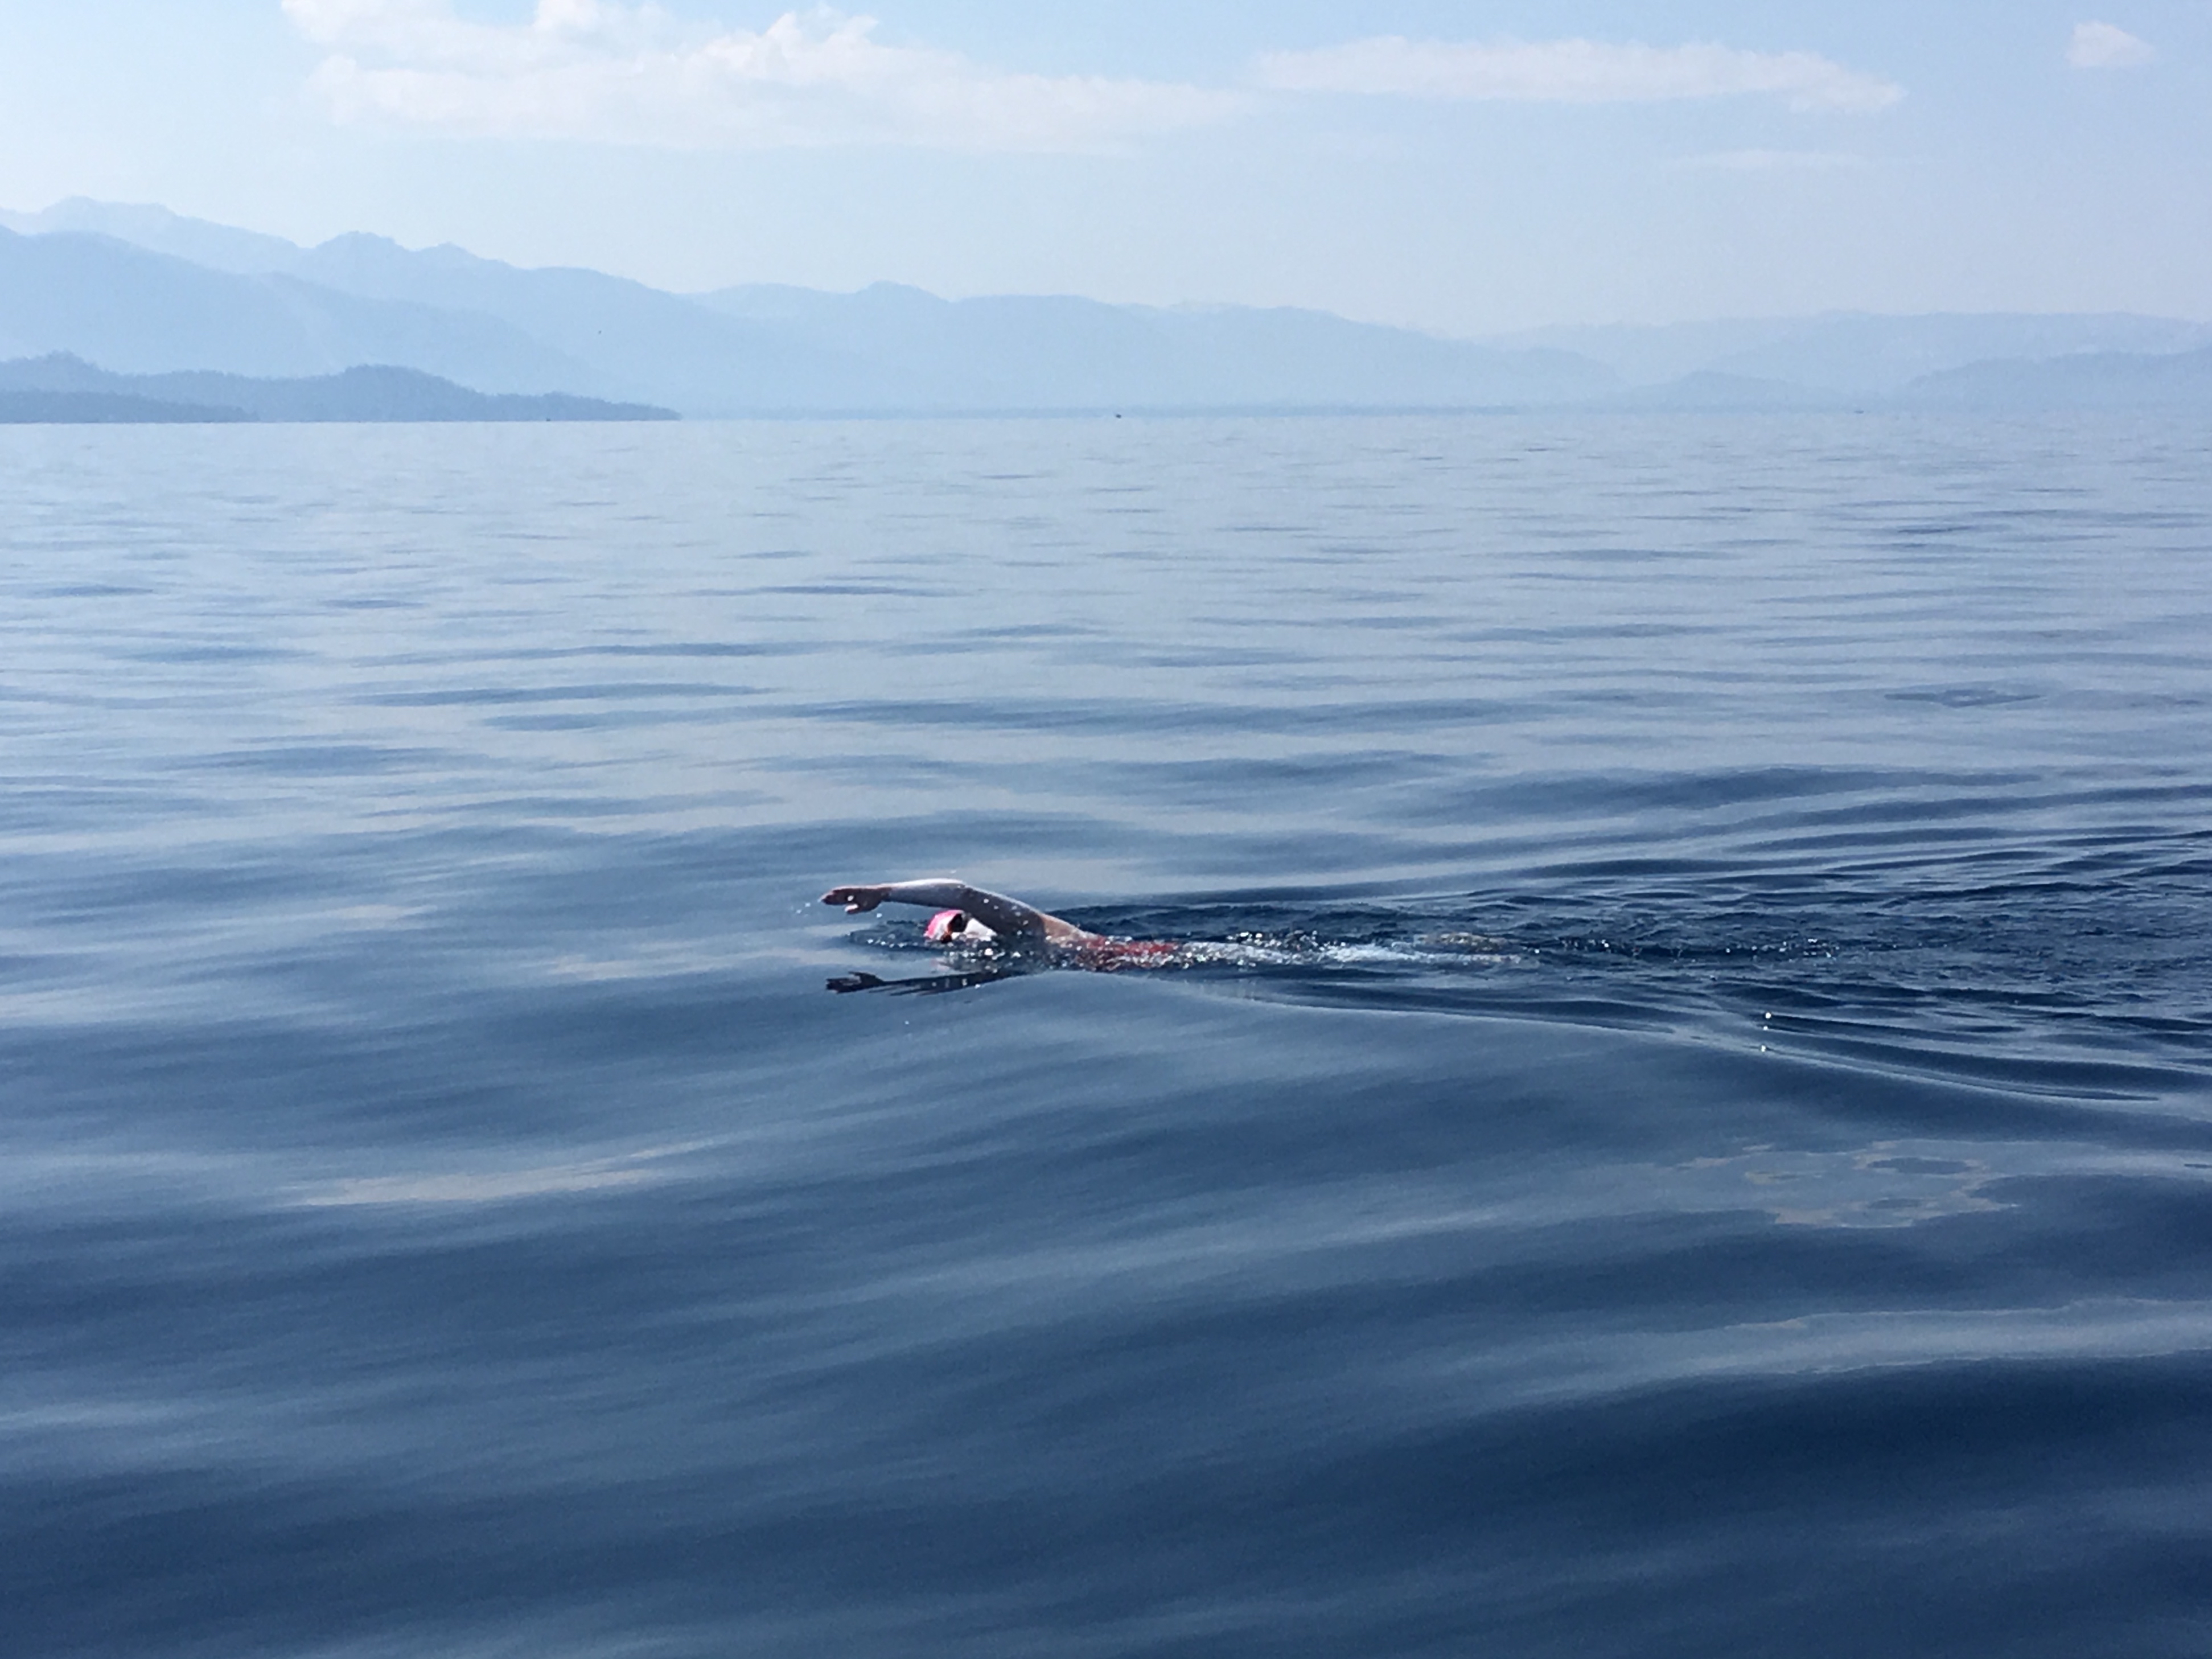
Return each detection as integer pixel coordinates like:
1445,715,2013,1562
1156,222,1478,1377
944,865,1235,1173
1,1,2207,332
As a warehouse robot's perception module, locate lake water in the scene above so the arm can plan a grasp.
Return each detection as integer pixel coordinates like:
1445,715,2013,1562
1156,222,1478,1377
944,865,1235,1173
2,413,2209,1657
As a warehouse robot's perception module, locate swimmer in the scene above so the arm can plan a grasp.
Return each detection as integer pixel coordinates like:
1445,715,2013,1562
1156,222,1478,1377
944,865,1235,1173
821,882,1517,996
821,878,1179,971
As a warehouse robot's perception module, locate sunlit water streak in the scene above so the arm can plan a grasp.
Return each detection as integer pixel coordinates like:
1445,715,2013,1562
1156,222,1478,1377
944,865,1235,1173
1,413,2208,1658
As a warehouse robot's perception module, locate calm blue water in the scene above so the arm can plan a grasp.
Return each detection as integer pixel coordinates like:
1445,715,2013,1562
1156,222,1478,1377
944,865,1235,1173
2,414,2209,1657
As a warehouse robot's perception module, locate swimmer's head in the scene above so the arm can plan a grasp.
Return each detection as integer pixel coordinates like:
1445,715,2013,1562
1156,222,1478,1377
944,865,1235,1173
924,909,997,947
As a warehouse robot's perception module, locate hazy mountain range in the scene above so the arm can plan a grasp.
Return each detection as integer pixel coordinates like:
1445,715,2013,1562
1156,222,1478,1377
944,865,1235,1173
5,198,2211,418
0,354,673,424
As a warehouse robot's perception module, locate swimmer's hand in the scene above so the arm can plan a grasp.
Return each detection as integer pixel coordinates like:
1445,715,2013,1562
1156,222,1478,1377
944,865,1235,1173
823,885,891,914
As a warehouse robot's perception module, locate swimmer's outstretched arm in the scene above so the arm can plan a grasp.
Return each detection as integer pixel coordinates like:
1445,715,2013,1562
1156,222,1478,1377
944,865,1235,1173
821,879,1099,944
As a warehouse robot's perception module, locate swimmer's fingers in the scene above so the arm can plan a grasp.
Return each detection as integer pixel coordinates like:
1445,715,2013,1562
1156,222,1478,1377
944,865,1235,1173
823,884,890,914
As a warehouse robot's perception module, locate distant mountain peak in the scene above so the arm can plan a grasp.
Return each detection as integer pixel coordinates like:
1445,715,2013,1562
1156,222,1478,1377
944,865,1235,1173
308,231,495,272
0,198,305,275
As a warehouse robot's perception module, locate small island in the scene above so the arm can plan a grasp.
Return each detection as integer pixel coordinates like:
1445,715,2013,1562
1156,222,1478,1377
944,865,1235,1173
0,355,678,424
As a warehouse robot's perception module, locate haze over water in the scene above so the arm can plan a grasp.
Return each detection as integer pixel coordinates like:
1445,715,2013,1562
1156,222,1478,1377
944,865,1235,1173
3,412,2209,1656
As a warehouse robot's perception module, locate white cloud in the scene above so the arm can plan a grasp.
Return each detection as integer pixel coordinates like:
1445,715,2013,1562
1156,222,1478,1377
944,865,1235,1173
1255,36,1903,114
2067,21,2156,69
281,0,1243,151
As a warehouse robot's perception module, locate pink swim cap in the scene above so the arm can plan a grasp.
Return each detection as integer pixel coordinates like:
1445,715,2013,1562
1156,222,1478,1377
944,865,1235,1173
924,909,1000,946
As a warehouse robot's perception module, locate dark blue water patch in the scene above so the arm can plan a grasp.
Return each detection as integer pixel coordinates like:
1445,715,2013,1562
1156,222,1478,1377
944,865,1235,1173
0,782,214,833
1415,769,2061,836
362,641,810,664
13,1363,2203,1659
784,693,1537,733
759,580,944,597
359,680,766,706
483,709,761,731
1886,685,2047,708
194,744,456,776
116,643,306,665
957,623,1107,640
